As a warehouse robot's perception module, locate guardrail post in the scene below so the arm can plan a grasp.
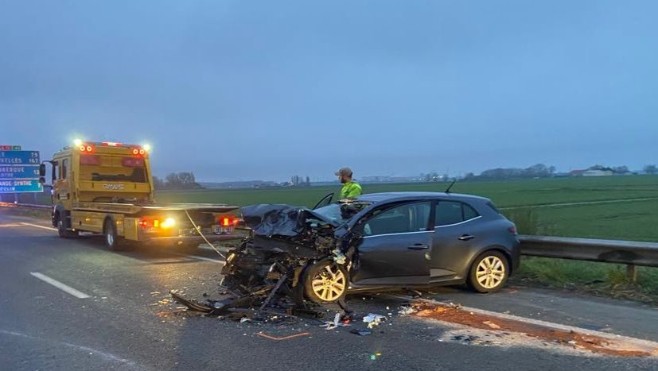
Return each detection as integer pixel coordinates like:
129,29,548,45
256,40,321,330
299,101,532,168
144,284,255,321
626,264,637,283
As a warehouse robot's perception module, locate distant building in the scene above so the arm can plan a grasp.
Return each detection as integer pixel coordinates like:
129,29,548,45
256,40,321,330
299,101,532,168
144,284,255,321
583,169,613,177
569,170,586,177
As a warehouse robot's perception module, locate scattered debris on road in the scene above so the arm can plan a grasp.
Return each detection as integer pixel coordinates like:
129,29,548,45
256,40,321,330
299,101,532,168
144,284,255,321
363,313,386,329
350,329,372,336
411,299,656,357
257,331,311,341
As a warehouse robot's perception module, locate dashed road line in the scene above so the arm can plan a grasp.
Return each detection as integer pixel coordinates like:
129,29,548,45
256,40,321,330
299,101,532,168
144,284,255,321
30,272,90,299
19,222,56,231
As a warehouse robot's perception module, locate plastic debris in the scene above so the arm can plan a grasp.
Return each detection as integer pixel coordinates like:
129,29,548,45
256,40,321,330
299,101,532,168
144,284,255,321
363,313,386,329
398,306,416,316
483,321,501,329
350,329,372,336
321,313,351,330
332,249,347,265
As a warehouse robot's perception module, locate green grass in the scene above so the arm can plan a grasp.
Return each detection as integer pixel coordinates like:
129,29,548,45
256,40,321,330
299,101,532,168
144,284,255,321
514,257,658,303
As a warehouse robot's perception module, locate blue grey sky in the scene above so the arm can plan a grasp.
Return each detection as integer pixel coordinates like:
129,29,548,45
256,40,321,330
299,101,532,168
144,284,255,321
1,1,656,181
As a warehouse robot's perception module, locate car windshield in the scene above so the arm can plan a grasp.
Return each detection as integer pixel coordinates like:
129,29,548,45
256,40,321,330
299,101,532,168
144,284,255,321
313,201,371,225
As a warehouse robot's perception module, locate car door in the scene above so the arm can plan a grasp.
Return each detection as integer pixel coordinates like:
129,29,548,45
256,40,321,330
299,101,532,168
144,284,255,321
429,200,482,280
312,193,334,209
350,201,433,286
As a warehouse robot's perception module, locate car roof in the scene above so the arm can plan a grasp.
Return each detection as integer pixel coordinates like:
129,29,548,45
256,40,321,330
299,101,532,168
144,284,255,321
355,191,490,204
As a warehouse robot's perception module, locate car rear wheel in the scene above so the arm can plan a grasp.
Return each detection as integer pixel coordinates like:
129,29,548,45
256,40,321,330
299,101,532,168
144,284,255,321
303,261,348,304
468,251,509,293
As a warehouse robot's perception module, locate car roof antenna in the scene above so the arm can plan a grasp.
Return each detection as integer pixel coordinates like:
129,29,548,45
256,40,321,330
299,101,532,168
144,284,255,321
445,179,457,194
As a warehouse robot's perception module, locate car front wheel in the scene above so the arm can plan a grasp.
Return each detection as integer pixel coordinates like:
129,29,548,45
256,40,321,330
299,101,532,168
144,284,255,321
468,251,509,293
303,260,348,304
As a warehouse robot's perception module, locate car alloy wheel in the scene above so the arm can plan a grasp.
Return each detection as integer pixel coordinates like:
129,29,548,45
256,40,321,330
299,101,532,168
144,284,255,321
304,261,348,303
468,250,509,293
476,255,506,289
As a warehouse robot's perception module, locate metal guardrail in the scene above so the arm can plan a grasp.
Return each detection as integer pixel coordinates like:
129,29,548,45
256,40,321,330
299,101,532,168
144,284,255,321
0,202,50,210
519,235,658,268
519,235,658,281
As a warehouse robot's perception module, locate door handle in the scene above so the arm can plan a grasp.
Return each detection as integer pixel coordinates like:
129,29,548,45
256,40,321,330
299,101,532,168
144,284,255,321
407,244,429,250
458,234,474,241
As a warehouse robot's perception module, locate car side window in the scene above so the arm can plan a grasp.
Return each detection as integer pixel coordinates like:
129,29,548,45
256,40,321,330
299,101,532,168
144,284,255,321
436,201,480,226
363,202,431,236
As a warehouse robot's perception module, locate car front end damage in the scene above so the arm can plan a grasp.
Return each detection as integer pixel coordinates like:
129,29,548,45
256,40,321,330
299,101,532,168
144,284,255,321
172,204,358,318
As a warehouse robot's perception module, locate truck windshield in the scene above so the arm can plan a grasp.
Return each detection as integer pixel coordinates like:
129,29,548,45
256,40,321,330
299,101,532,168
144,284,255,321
79,154,148,183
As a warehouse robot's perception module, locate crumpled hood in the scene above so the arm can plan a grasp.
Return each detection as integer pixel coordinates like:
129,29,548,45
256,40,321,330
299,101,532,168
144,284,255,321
240,204,338,237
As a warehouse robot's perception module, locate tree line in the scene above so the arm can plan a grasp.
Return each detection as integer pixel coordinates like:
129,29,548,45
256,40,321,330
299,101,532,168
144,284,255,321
152,172,202,190
461,163,658,180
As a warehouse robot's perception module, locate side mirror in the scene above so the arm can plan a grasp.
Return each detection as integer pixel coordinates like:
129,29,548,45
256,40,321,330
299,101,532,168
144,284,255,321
39,163,46,176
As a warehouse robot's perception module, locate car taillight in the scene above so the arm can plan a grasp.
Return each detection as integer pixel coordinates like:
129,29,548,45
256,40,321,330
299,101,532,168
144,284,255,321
215,215,240,234
218,215,239,227
508,226,518,235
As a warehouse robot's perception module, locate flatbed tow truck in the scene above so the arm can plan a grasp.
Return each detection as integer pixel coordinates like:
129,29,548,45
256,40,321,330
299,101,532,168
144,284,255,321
40,140,243,250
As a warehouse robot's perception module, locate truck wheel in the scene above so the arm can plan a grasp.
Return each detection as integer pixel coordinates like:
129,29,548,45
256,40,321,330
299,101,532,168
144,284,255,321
56,213,79,239
303,260,348,304
103,219,122,251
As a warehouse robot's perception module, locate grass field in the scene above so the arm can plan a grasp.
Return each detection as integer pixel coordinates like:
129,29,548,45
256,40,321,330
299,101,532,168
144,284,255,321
155,175,658,241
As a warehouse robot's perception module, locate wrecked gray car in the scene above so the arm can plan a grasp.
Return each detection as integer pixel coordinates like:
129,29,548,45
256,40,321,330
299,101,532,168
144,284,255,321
219,200,357,307
219,191,521,308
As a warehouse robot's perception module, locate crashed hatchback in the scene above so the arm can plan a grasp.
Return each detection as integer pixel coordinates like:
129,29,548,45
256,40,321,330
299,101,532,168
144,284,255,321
220,192,521,306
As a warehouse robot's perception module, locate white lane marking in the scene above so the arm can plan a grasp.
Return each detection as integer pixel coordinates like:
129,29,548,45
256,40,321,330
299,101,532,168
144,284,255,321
29,272,91,299
0,329,140,369
19,222,57,231
171,253,225,264
0,223,23,228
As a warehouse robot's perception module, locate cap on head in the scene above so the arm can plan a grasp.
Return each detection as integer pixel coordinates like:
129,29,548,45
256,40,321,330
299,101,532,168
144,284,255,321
335,167,353,177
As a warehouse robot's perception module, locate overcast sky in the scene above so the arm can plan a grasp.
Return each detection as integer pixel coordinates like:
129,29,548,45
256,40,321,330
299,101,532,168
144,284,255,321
1,1,656,181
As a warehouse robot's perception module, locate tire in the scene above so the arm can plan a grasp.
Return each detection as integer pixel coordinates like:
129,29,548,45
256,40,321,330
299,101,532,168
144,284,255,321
103,219,122,251
303,260,349,304
468,250,509,293
56,213,79,239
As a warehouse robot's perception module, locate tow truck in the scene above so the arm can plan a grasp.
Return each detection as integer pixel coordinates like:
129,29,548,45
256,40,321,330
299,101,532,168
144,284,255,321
39,140,242,250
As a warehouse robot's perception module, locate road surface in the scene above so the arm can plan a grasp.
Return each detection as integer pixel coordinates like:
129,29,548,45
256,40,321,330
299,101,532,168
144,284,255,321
1,211,657,370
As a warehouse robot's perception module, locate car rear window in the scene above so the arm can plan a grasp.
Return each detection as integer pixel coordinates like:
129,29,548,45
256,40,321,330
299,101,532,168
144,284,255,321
486,202,502,214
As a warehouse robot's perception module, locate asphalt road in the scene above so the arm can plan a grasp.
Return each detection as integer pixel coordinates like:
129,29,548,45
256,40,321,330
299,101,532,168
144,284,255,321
1,211,657,370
